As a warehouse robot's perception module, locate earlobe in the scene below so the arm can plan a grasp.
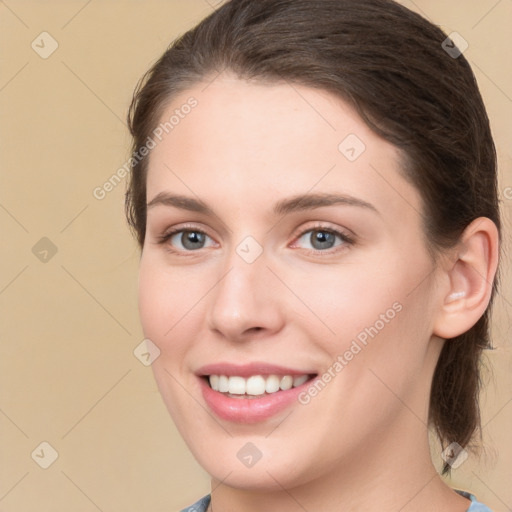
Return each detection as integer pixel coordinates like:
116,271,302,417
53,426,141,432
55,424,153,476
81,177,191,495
433,217,499,339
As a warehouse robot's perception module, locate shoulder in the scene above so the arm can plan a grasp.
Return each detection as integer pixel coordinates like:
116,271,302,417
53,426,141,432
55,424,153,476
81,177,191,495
179,494,211,512
455,489,494,512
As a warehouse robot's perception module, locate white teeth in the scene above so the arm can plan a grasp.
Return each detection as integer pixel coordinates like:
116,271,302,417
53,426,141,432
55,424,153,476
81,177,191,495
209,374,219,391
208,373,311,396
280,375,293,390
218,375,229,392
265,375,280,393
293,375,308,387
228,376,246,395
246,375,266,395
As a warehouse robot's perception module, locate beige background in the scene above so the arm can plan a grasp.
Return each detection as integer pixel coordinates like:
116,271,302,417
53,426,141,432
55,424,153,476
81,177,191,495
0,1,510,511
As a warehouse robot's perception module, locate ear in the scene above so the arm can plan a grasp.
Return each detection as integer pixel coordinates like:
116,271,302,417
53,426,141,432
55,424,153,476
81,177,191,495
433,217,499,339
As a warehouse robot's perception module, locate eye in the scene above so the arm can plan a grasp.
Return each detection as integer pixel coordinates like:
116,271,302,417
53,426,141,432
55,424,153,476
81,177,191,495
292,225,354,254
154,223,355,256
155,225,216,254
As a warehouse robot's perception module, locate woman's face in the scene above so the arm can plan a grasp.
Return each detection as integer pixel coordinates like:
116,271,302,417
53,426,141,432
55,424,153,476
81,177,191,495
138,75,445,490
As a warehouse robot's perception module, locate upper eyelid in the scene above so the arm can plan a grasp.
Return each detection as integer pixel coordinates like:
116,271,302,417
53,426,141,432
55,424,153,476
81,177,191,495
161,222,353,246
162,221,348,235
162,223,214,239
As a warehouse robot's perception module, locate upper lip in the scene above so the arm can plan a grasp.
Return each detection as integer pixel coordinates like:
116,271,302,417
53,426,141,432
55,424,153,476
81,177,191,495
195,362,317,378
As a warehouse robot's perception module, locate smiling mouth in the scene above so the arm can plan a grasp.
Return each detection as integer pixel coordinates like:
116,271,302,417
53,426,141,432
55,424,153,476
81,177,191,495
202,373,317,398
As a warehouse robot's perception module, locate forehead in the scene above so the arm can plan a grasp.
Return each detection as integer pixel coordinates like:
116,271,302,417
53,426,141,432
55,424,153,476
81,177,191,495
145,74,422,223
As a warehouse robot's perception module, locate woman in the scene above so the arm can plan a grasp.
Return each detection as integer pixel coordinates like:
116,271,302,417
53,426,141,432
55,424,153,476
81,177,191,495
125,0,501,510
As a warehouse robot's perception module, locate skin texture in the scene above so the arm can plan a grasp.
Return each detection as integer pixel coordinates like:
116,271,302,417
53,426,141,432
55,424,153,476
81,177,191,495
138,74,498,511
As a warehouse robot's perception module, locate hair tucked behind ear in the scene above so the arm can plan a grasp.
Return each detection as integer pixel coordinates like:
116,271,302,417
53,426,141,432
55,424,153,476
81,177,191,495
125,0,501,475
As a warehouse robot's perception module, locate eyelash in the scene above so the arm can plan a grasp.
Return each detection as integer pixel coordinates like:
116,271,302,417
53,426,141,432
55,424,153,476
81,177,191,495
154,222,355,257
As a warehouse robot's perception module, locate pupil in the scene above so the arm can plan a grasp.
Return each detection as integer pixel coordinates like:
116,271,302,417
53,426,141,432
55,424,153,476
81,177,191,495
183,231,204,249
312,230,334,250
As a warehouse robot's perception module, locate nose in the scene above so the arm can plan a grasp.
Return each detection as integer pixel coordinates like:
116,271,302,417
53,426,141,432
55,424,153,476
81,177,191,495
206,246,285,343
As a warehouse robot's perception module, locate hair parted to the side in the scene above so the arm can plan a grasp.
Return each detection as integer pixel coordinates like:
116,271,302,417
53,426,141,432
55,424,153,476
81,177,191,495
125,0,501,475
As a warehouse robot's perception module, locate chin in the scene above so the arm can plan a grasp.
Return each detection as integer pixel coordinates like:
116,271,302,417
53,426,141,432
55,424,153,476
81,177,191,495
208,465,298,491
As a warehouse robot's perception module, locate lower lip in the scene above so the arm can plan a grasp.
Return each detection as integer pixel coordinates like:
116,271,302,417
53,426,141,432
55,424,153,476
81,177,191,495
198,376,316,424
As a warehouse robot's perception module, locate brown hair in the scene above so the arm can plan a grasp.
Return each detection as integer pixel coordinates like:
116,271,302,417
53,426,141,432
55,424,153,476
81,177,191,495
125,0,501,474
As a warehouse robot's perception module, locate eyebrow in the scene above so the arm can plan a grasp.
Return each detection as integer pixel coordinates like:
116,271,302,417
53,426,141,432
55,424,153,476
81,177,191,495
146,191,379,216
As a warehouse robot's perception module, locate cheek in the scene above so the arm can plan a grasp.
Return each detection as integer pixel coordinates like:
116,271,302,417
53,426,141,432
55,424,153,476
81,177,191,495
137,254,212,377
294,262,399,340
137,256,187,346
138,261,166,340
137,258,201,419
306,255,432,371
